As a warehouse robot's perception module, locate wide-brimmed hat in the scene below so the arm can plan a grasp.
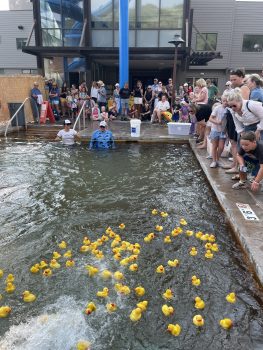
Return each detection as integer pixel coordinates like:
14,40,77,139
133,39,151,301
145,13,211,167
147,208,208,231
97,80,105,86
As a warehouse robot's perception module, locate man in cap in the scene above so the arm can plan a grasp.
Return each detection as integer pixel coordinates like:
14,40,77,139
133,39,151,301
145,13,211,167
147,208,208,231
31,82,43,123
89,121,115,150
55,119,80,145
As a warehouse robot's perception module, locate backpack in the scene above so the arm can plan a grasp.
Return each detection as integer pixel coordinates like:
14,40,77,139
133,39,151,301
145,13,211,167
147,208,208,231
246,100,263,113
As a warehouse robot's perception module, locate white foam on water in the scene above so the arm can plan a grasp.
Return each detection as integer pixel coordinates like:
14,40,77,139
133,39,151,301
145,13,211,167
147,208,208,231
0,296,96,350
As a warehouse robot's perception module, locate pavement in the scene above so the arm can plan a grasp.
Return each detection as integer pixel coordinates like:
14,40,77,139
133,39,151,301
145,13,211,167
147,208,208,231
1,121,263,286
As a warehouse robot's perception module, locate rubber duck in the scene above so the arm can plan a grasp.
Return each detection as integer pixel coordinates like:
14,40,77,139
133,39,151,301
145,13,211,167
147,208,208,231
113,253,122,261
52,251,61,260
205,250,213,259
163,289,173,300
101,235,109,242
219,318,233,330
167,323,181,336
119,285,131,295
134,286,145,297
97,287,109,298
80,245,90,253
5,274,14,283
168,259,179,267
151,209,158,215
30,264,40,274
86,265,99,277
76,340,91,350
194,297,205,309
208,234,216,242
65,259,75,267
160,211,168,218
105,227,112,234
101,270,112,280
186,230,194,237
162,304,174,316
156,265,165,274
95,251,104,260
129,264,138,272
22,290,36,302
58,241,67,249
190,247,198,256
180,218,187,226
192,276,201,286
120,258,130,266
5,282,15,293
109,231,116,239
128,255,138,262
85,302,96,315
39,260,48,269
50,259,61,269
137,301,148,311
111,239,120,248
113,271,124,280
144,233,155,242
0,269,4,278
82,237,91,245
164,236,172,243
133,247,140,255
211,243,219,252
155,225,163,232
43,268,52,277
200,234,210,241
106,303,117,313
205,243,212,250
63,250,72,258
0,306,11,318
171,228,181,237
193,314,204,327
226,292,236,303
119,223,125,230
130,307,142,322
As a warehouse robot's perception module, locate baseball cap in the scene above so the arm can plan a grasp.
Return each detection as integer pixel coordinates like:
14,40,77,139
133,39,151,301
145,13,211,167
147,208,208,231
183,83,188,86
225,81,231,86
64,119,72,125
115,83,119,87
99,121,107,127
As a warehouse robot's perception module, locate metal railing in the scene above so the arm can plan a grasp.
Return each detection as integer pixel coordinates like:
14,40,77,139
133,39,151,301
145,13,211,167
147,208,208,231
73,101,86,131
4,97,33,137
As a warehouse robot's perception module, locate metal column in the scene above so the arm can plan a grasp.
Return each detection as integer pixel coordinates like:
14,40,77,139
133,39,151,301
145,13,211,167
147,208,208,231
119,0,129,87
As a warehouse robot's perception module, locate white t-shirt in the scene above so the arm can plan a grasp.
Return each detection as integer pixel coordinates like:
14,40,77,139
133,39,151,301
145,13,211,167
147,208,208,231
57,129,77,145
210,105,227,132
156,100,170,111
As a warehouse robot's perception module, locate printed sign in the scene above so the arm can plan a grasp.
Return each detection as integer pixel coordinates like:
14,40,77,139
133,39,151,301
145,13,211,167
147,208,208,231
236,203,259,221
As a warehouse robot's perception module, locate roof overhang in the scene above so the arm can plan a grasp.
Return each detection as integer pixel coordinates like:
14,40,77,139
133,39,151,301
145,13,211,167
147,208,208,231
189,51,223,66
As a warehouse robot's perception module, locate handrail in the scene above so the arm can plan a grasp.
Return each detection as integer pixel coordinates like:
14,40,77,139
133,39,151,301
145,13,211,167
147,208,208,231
4,97,31,137
73,101,86,131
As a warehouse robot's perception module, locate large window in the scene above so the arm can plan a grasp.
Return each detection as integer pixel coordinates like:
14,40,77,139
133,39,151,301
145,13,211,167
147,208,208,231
9,0,32,10
91,0,113,29
137,0,159,29
16,38,27,49
242,34,263,52
160,0,183,29
196,33,217,51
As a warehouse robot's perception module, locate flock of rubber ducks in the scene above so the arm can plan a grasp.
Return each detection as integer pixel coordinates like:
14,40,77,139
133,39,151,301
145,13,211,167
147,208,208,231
0,209,237,349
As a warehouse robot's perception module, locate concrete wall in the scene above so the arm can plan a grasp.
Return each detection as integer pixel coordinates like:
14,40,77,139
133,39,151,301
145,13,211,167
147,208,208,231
0,75,45,122
0,10,37,72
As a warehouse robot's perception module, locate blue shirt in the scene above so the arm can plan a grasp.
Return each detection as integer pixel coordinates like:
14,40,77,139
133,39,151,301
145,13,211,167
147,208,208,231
250,88,263,103
49,87,60,101
89,130,115,149
31,87,41,99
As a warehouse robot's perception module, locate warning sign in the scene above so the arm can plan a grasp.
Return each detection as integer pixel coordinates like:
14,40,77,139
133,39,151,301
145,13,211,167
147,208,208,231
236,203,259,221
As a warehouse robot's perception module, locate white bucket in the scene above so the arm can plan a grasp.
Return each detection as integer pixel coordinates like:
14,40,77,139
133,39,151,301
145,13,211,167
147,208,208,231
130,119,141,137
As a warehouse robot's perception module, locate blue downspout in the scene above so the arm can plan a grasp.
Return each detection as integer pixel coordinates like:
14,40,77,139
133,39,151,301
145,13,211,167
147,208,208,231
119,0,129,88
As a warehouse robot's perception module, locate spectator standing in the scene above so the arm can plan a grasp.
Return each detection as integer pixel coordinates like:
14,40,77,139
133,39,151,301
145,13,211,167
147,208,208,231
133,80,144,118
113,83,121,113
49,82,60,118
223,81,232,95
166,78,174,104
90,81,98,102
144,85,154,112
119,82,131,118
152,78,159,108
97,80,107,109
206,79,219,106
31,82,43,123
60,82,68,117
229,69,250,99
246,74,263,102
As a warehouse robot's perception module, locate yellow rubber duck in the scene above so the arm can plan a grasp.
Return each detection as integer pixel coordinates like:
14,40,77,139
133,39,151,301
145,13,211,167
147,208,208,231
155,225,163,232
52,251,61,260
180,218,187,226
226,292,236,303
85,302,96,315
151,209,158,215
105,226,112,234
113,253,122,261
167,323,181,336
133,247,140,255
200,233,210,241
82,237,91,245
194,297,205,309
113,271,124,280
119,284,131,295
30,264,40,274
205,243,212,250
211,243,219,252
162,304,174,316
39,260,48,269
50,259,61,269
156,265,165,274
65,259,75,267
58,241,67,249
137,300,148,312
189,247,198,256
43,268,52,277
163,289,173,300
22,290,36,302
208,234,216,242
186,230,194,236
101,235,109,242
63,250,72,258
164,236,172,243
129,264,138,272
86,265,99,277
134,286,145,297
97,287,109,298
76,340,91,350
160,211,168,218
128,254,138,263
144,233,155,242
193,314,204,327
106,303,117,313
0,306,11,318
219,318,233,330
167,259,179,267
0,269,4,278
195,231,203,239
192,276,201,286
101,270,112,279
80,245,90,253
5,282,15,293
120,258,130,266
119,223,125,229
5,274,15,283
111,239,120,248
205,250,213,259
130,307,142,322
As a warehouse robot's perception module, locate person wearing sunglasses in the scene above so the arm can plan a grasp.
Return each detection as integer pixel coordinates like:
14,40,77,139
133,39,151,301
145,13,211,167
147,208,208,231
89,121,115,150
55,119,80,145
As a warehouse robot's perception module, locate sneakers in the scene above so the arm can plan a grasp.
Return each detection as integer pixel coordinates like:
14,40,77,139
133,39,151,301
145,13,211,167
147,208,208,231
210,161,218,168
225,167,239,174
206,155,212,159
232,181,248,189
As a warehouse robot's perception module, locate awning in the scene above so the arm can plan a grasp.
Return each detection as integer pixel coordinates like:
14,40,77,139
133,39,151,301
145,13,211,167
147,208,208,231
189,51,223,66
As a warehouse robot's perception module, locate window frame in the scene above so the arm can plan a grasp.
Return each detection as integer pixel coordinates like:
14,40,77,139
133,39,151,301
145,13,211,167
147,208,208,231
16,38,27,50
242,34,263,53
195,33,217,52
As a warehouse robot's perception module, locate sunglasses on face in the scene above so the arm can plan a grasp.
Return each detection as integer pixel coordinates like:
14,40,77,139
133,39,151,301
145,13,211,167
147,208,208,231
229,104,238,108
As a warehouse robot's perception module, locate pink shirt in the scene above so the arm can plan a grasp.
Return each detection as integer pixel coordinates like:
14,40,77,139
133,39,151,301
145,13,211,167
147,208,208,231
196,87,208,104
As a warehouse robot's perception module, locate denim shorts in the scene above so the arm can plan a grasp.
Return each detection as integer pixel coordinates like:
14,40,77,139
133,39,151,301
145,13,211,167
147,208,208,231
209,130,227,140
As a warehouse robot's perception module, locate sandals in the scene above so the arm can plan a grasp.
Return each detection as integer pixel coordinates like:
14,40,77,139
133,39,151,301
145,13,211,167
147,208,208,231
231,174,240,180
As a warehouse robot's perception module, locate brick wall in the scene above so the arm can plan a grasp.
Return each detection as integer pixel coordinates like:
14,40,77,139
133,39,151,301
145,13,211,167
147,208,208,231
0,75,45,123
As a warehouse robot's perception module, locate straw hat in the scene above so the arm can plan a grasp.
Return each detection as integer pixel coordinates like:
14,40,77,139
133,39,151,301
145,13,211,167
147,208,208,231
97,80,105,87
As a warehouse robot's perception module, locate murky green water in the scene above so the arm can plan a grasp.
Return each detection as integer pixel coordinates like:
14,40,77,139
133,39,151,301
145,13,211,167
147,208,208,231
0,141,262,350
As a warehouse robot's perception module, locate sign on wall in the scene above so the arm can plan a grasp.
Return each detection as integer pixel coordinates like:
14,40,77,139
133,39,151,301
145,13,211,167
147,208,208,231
236,203,259,221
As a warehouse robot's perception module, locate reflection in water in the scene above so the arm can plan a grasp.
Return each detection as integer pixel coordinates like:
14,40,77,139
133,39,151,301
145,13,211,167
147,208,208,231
0,142,262,350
